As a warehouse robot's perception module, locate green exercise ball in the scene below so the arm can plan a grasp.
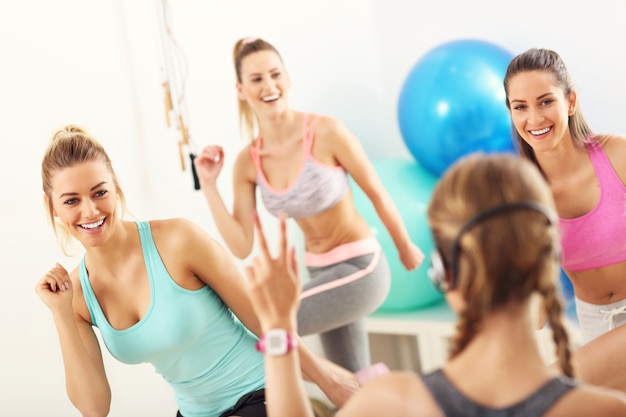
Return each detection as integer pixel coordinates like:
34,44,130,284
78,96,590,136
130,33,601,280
351,158,444,311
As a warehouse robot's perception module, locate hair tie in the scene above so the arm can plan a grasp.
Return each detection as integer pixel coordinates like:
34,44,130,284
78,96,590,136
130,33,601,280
242,37,257,45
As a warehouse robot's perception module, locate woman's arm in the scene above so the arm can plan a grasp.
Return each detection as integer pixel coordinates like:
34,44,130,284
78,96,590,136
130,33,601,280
194,145,257,259
337,372,442,417
318,117,424,271
36,264,111,417
174,217,358,408
245,215,314,417
243,217,439,416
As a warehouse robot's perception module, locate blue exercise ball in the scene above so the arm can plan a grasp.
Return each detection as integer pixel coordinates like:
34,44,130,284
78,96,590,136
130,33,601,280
558,268,575,301
558,267,577,320
351,158,444,311
398,39,515,176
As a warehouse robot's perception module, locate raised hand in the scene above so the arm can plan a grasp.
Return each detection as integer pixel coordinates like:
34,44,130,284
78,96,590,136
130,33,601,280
35,263,73,312
193,145,225,186
245,213,300,332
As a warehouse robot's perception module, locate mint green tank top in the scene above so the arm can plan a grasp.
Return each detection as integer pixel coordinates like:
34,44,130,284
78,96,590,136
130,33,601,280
79,221,265,417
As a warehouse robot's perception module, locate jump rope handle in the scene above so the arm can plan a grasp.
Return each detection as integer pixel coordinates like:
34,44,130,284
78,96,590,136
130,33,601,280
189,153,201,190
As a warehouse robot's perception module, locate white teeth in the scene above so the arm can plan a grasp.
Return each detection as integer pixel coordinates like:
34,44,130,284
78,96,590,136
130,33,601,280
530,127,550,135
80,219,104,229
262,94,280,102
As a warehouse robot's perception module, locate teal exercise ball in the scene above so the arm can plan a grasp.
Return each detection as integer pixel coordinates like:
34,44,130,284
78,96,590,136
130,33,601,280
351,158,444,311
398,39,515,176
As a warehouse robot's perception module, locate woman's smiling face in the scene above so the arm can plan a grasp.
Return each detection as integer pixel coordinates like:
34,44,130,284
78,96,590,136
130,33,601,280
49,159,119,248
507,69,576,153
236,50,291,118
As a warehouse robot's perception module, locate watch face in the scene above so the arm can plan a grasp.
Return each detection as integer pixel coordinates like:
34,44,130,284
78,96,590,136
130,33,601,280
266,329,288,355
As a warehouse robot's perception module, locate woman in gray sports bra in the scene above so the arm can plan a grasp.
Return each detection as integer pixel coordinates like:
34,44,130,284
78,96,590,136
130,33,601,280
245,153,626,417
194,37,424,373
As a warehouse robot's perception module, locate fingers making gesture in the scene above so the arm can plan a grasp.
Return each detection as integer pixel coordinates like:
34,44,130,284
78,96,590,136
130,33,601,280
245,213,300,333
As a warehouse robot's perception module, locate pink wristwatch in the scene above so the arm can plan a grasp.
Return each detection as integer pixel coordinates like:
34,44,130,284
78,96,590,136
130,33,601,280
256,329,298,356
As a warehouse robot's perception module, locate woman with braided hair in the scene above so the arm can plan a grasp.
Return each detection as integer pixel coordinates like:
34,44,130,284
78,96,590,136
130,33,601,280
244,153,626,417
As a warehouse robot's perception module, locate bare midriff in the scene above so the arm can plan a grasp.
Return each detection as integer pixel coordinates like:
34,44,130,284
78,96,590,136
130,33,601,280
296,192,374,255
566,261,626,305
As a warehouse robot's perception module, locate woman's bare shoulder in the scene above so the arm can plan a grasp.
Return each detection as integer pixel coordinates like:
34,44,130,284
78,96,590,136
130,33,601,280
147,217,194,233
338,371,443,417
597,134,626,181
147,218,205,252
596,133,626,151
312,113,346,137
547,384,626,417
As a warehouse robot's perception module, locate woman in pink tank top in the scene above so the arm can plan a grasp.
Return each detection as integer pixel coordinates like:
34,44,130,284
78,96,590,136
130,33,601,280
193,37,424,377
504,48,626,393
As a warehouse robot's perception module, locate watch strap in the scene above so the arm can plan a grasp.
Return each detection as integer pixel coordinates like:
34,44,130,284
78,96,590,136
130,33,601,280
256,329,298,355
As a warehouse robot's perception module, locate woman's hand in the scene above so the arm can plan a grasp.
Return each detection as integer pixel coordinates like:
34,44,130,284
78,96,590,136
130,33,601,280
193,145,225,186
245,213,300,332
308,356,360,408
35,263,73,312
246,214,362,409
399,242,425,271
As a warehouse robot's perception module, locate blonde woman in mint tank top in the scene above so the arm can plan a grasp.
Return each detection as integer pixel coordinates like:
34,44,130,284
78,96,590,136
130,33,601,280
194,37,424,374
504,48,626,393
36,125,360,417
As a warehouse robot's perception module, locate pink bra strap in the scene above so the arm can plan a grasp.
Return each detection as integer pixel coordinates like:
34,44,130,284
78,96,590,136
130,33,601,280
586,139,615,192
249,140,259,162
303,113,320,155
249,113,320,162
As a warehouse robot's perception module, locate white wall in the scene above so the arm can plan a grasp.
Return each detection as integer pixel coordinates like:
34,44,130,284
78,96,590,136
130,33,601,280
1,0,625,415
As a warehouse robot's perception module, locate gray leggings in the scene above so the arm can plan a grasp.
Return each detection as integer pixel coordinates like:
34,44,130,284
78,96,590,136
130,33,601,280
297,243,390,372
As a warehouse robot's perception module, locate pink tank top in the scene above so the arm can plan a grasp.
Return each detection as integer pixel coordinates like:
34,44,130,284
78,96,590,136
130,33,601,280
559,139,626,271
250,114,350,219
